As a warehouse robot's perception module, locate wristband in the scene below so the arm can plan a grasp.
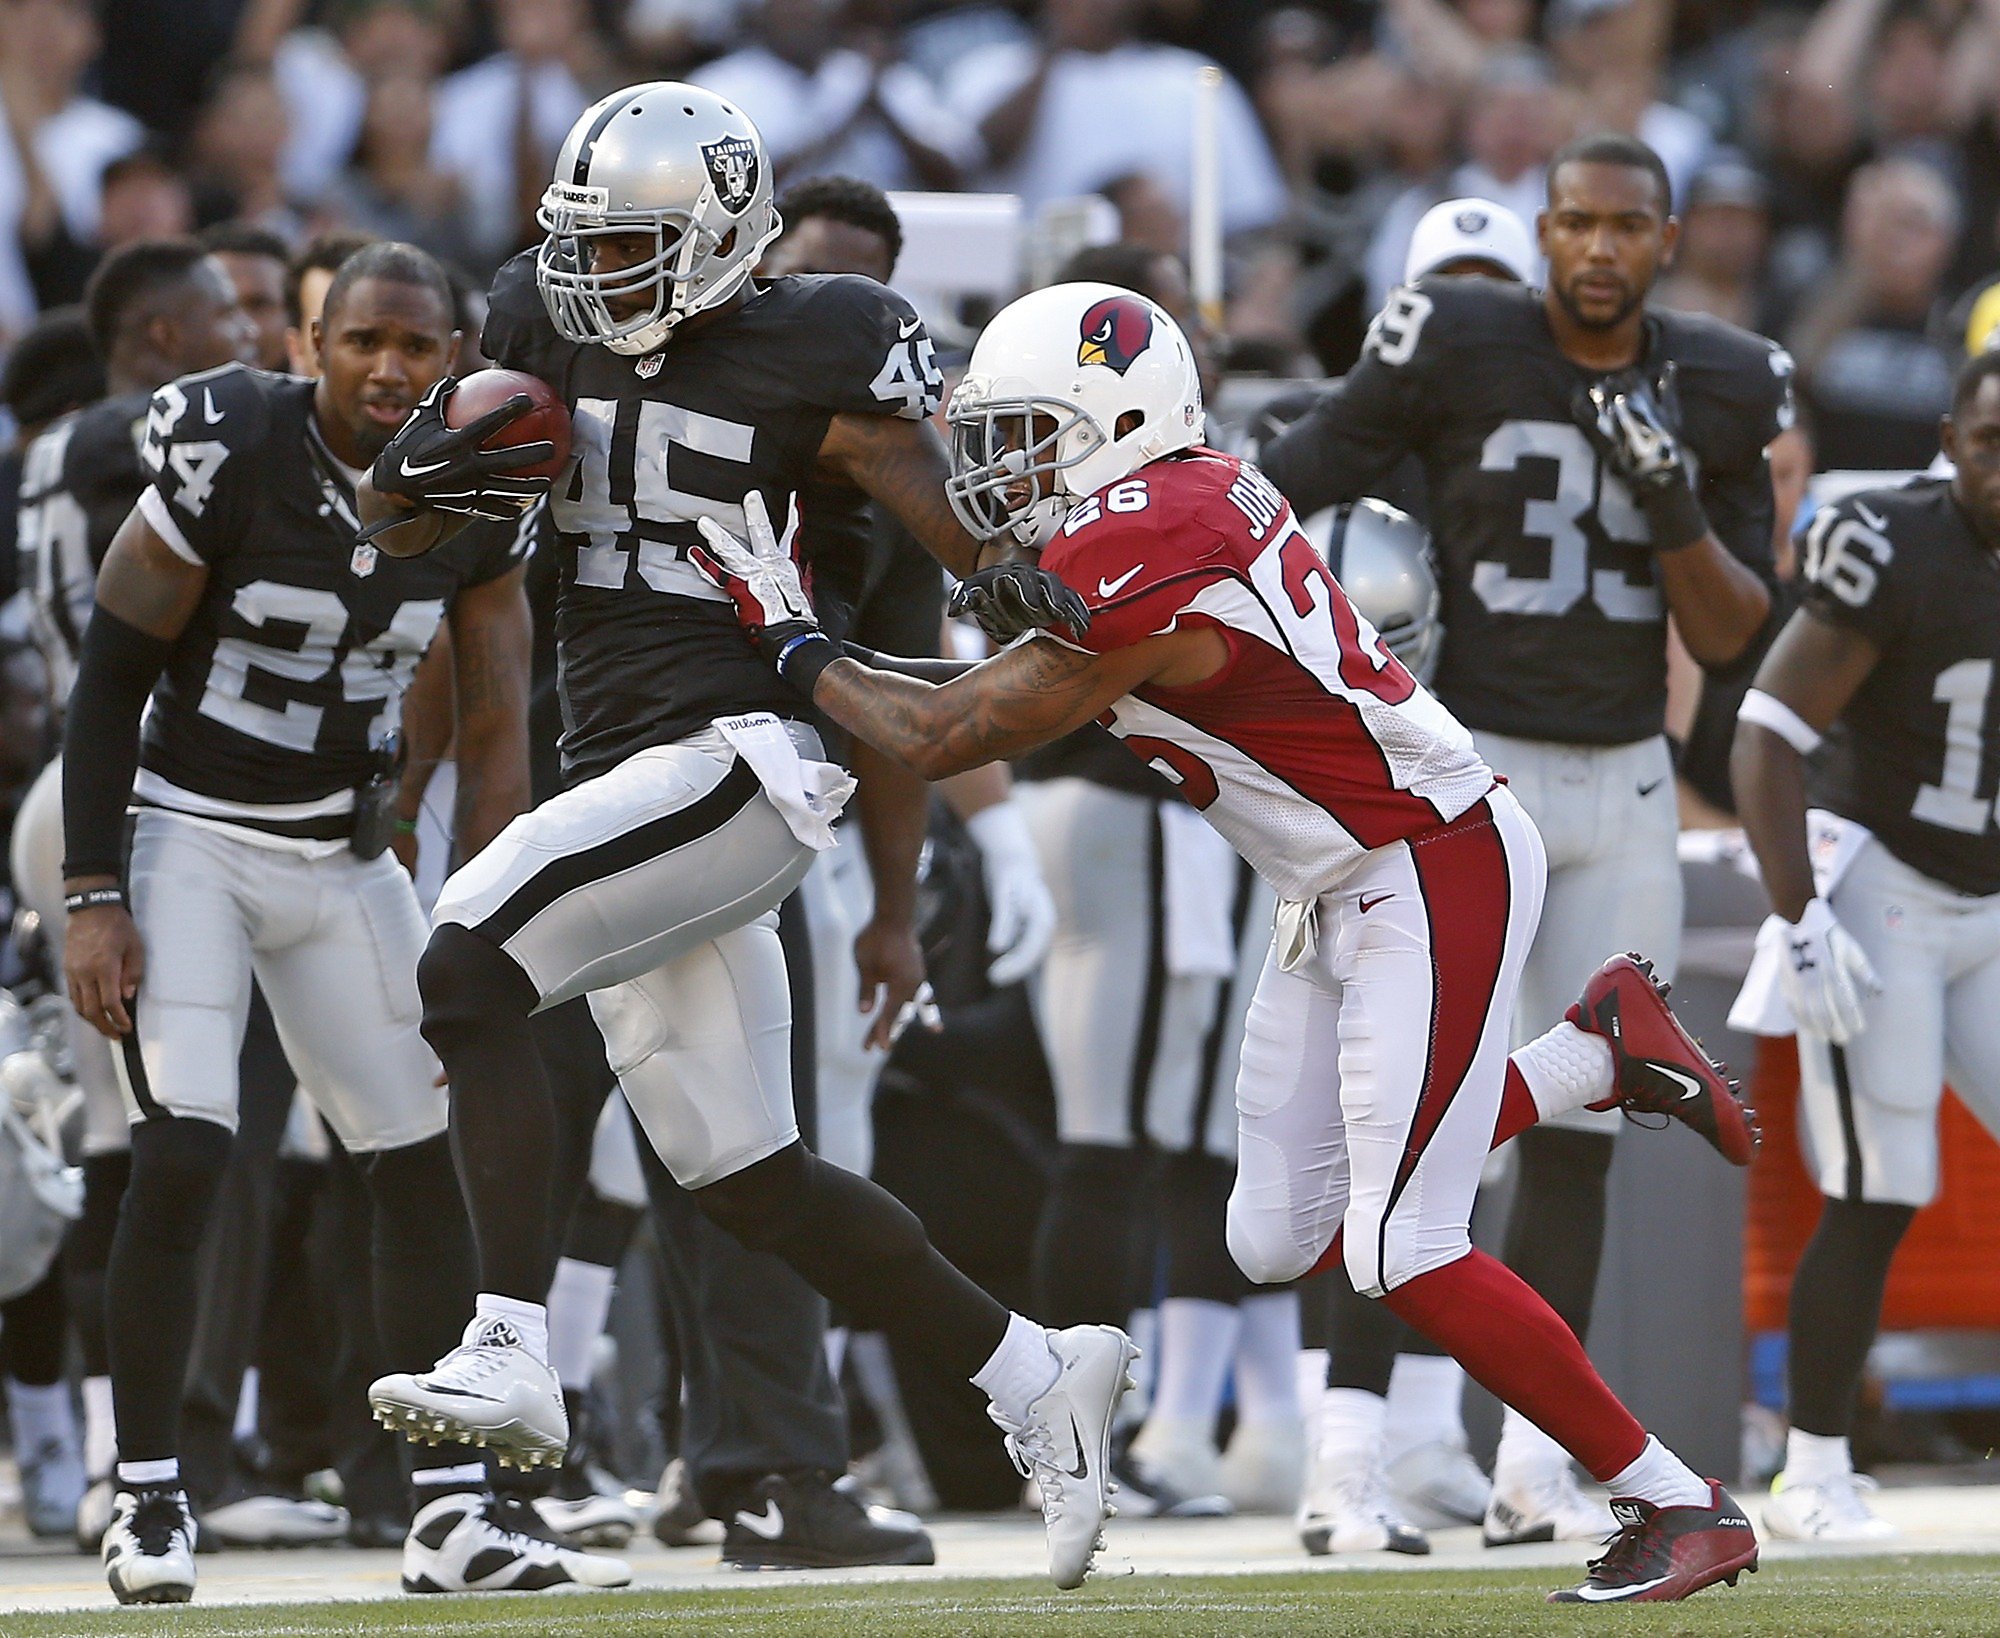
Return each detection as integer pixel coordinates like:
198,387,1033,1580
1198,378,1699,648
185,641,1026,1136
393,817,419,835
773,631,843,696
1641,479,1709,555
64,886,126,915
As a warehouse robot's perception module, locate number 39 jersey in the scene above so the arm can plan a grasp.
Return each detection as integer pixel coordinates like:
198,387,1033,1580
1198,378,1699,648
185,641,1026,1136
1038,449,1495,901
1258,278,1794,746
134,364,529,838
481,251,943,784
1802,478,2000,896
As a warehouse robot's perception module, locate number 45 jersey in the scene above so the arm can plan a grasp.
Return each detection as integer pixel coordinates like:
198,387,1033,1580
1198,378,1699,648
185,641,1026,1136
134,364,530,840
1803,478,2000,896
1259,278,1794,746
480,250,943,785
1038,449,1495,901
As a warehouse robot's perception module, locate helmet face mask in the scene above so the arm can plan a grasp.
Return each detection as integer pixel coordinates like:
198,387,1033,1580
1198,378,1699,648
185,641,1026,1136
945,392,1107,545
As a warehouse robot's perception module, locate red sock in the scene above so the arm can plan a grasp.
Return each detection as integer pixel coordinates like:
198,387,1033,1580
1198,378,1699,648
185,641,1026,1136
1305,1066,1540,1279
1379,1248,1646,1480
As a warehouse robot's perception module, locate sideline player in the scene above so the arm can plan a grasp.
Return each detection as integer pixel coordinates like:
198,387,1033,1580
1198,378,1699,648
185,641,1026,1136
358,87,1129,1591
1260,132,1793,1544
1734,352,2000,1539
694,279,1762,1604
59,244,618,1603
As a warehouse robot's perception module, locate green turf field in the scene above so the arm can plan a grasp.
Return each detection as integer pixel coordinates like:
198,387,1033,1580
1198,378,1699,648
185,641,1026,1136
10,1558,2000,1637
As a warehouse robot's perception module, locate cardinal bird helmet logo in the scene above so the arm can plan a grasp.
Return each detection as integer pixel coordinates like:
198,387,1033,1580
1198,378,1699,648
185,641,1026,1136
1077,296,1153,375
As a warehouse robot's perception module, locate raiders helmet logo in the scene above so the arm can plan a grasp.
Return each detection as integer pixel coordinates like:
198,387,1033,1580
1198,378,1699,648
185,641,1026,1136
701,136,759,215
1453,207,1488,234
1077,296,1153,375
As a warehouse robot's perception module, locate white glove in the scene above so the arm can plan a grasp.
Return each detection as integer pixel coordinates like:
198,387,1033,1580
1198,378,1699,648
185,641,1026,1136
690,491,816,632
965,801,1057,986
1778,897,1881,1045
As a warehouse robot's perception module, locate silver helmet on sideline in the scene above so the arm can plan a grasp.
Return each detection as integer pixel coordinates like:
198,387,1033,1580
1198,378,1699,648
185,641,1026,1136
535,83,780,356
1305,498,1441,685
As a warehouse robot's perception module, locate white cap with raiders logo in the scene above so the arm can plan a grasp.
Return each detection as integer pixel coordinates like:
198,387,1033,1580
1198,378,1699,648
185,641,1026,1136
1403,197,1535,285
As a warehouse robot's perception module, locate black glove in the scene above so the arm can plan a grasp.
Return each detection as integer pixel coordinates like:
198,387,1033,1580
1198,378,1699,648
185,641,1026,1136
1572,365,1708,552
364,377,556,534
948,562,1091,644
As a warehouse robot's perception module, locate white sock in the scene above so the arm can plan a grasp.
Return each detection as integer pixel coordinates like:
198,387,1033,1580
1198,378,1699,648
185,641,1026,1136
1494,1406,1570,1486
475,1293,550,1367
6,1378,76,1453
1316,1386,1388,1462
82,1375,115,1480
1512,1022,1615,1120
545,1257,616,1393
117,1457,180,1489
1233,1291,1302,1426
233,1367,260,1444
1783,1427,1853,1487
1297,1347,1330,1419
1383,1354,1467,1460
972,1311,1061,1426
825,1325,849,1380
1147,1298,1239,1428
1606,1434,1710,1509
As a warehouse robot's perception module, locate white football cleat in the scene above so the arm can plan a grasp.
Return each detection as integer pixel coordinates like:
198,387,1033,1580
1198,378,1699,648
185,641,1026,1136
994,1323,1139,1589
203,1491,350,1547
1126,1415,1224,1504
1388,1437,1492,1529
1483,1463,1617,1546
1762,1470,1897,1542
533,1491,640,1549
1298,1461,1430,1555
370,1315,568,1469
403,1490,633,1593
102,1488,196,1605
1218,1417,1306,1515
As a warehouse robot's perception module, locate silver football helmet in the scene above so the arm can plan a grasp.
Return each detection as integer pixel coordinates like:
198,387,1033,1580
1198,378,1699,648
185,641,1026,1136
1305,498,1441,684
535,82,780,356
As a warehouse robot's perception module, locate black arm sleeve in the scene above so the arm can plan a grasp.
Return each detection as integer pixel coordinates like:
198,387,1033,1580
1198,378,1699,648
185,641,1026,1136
62,607,170,879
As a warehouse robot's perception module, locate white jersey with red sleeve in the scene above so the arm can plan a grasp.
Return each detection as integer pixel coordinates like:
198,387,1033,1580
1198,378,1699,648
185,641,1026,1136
1036,448,1495,901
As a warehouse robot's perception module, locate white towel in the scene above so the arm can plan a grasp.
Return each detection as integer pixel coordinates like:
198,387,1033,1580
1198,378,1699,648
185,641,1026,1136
1159,802,1239,977
1727,810,1871,1037
714,712,856,852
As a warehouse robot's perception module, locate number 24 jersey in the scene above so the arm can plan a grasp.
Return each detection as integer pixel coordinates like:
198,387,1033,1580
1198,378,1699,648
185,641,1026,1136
1038,449,1494,902
1803,478,2000,896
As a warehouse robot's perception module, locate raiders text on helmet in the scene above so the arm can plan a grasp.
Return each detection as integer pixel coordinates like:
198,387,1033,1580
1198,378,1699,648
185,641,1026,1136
946,282,1205,546
535,83,781,356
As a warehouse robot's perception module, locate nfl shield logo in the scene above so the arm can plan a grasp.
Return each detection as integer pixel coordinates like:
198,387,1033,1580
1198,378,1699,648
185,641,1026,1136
701,136,759,215
350,543,377,578
636,354,663,379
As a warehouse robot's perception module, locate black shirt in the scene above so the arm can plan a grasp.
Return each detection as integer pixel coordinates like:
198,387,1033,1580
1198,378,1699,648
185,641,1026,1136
1260,278,1794,746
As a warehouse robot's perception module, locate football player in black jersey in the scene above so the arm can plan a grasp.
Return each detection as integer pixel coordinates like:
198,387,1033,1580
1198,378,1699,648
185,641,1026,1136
360,86,1127,1591
1734,351,2000,1542
56,243,623,1603
1261,132,1793,1545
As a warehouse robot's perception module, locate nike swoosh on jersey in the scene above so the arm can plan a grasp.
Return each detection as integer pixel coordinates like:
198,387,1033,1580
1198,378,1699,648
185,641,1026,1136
1637,779,1664,797
897,316,921,339
202,391,224,425
735,1501,786,1540
1097,564,1144,598
1358,892,1392,914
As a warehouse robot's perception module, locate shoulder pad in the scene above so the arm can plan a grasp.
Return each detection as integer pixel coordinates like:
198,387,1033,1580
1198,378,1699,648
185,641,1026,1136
482,251,565,377
1361,276,1537,372
1658,309,1796,425
144,364,273,461
784,273,941,421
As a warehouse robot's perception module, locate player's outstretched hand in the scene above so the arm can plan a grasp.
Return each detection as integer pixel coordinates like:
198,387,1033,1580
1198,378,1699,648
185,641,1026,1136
949,561,1091,644
1780,896,1882,1044
367,377,554,522
1572,369,1707,552
692,492,838,692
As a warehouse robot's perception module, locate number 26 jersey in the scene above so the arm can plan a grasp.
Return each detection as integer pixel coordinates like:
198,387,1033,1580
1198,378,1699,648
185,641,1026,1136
1038,449,1494,902
1803,479,2000,896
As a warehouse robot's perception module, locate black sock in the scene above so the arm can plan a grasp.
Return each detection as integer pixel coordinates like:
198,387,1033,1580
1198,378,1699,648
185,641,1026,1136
1787,1197,1914,1436
695,1142,1009,1381
1032,1142,1150,1330
1500,1127,1615,1342
1161,1151,1253,1305
418,923,556,1301
65,1149,130,1379
105,1118,232,1465
1325,1261,1411,1395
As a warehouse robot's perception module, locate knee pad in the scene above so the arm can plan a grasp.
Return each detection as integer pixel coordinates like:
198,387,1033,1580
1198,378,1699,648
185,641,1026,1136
417,924,536,1047
1226,1195,1314,1287
122,1118,232,1257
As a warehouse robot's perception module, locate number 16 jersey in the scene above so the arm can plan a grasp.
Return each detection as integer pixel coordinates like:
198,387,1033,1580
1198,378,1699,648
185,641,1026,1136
1038,449,1494,902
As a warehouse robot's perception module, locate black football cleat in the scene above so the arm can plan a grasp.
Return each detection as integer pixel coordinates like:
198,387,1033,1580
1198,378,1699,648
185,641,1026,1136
722,1472,935,1570
1548,1481,1759,1604
1572,953,1759,1165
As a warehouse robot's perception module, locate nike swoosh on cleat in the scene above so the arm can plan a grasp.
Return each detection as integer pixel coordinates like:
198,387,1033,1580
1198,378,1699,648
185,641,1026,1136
417,1386,504,1402
1097,564,1144,598
1654,1064,1705,1101
1066,1414,1090,1480
735,1501,786,1540
1574,1574,1673,1601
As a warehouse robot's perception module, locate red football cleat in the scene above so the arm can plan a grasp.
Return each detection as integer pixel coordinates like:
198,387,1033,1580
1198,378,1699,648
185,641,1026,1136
1571,953,1758,1166
1548,1481,1759,1604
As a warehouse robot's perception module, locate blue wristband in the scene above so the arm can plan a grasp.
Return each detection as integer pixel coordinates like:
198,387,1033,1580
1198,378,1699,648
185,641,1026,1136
773,630,842,695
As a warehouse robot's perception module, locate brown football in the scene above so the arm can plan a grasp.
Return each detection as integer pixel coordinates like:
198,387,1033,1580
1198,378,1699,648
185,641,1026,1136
444,369,571,480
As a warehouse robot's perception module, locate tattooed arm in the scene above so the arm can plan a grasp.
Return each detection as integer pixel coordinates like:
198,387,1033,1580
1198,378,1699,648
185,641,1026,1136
444,563,533,860
818,411,982,577
811,625,1227,780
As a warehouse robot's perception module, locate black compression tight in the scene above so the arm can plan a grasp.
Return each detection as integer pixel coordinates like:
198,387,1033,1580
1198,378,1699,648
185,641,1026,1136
1032,1142,1151,1331
1787,1197,1915,1437
1500,1127,1615,1343
64,1149,129,1379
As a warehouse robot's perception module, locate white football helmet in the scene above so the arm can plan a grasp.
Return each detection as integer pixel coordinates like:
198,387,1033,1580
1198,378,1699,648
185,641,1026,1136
535,82,780,356
946,282,1205,545
1306,499,1442,684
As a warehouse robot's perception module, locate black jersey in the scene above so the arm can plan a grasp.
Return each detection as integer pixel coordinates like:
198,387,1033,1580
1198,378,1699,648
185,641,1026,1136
18,389,150,702
1259,279,1794,746
134,364,530,837
1803,480,2000,896
481,253,944,784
